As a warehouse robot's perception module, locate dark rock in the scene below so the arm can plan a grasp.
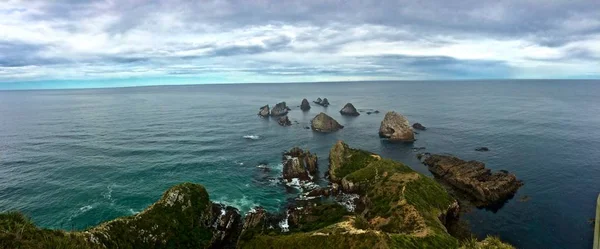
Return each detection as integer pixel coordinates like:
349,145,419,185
278,116,292,126
422,154,523,207
366,112,372,115
282,147,318,181
379,111,415,142
258,105,269,117
304,126,310,129
373,110,380,114
313,97,329,107
412,123,427,130
311,112,343,132
270,102,289,116
339,103,360,116
300,99,311,111
210,204,243,249
475,147,490,152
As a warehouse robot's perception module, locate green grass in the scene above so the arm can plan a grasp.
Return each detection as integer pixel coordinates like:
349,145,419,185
460,236,515,249
291,203,348,232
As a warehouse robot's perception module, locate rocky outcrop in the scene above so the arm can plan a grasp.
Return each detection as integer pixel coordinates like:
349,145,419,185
379,111,415,142
421,154,523,207
278,116,292,126
211,204,243,249
258,105,270,117
271,102,289,116
282,147,318,181
313,97,330,107
412,123,426,130
311,113,343,132
300,99,310,111
340,103,360,116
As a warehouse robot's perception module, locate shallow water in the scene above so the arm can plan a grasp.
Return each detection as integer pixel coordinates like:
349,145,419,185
1,80,599,248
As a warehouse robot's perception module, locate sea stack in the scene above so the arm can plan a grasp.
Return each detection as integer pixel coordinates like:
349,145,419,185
311,112,343,132
340,103,360,116
379,111,415,142
258,105,270,117
270,102,289,116
300,99,311,111
278,116,292,126
320,98,330,107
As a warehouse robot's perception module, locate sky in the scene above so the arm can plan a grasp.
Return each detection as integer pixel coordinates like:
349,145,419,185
1,0,599,89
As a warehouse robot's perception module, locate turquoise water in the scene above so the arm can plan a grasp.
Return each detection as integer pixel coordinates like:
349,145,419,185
1,80,599,248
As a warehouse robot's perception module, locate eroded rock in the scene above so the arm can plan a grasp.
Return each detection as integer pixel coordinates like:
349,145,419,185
271,102,289,116
379,111,415,142
258,105,270,117
282,147,318,181
311,112,343,132
340,103,360,116
278,116,292,126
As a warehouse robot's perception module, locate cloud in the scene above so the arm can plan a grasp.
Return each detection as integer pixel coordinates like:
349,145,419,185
0,0,599,87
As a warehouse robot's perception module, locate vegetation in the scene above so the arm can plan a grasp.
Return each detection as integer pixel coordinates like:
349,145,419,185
460,236,515,249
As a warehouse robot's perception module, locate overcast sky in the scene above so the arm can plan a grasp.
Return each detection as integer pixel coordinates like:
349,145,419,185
1,0,599,88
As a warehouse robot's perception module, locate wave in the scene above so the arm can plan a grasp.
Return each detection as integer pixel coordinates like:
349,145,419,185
243,135,260,140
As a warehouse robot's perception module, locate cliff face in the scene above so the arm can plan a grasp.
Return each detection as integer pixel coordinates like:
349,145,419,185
0,142,515,249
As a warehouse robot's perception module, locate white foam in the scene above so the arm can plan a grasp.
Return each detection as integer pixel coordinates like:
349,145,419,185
257,164,268,169
243,135,260,140
79,205,93,212
337,193,360,212
128,208,140,215
279,210,290,232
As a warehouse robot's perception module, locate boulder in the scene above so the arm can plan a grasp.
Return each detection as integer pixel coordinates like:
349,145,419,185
421,154,523,207
339,103,360,116
412,123,426,130
300,99,311,111
378,111,415,142
278,116,292,126
311,113,344,132
320,98,330,107
282,147,319,181
271,102,289,116
258,105,270,117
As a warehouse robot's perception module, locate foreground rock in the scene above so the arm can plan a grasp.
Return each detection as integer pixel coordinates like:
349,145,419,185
282,147,318,181
339,103,360,116
300,99,310,111
271,102,289,116
311,112,343,132
258,105,270,117
412,123,426,130
421,154,523,207
379,111,415,142
278,116,292,126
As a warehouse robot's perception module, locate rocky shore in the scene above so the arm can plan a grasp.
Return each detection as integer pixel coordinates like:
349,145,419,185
1,141,515,249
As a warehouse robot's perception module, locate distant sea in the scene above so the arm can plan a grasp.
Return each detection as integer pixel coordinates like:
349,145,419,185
1,80,599,249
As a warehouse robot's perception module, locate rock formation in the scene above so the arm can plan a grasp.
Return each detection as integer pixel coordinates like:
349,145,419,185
270,102,289,116
282,147,318,181
310,112,343,132
421,154,523,207
339,103,360,116
313,97,330,107
258,105,270,117
412,123,426,130
379,111,415,142
300,99,310,111
278,116,292,126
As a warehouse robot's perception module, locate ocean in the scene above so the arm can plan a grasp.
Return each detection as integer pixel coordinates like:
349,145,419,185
0,80,599,248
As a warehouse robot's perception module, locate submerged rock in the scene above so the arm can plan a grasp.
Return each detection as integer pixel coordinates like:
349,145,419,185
282,147,318,181
412,123,426,130
475,147,490,152
311,112,343,132
271,102,289,116
339,103,360,116
278,116,292,126
258,105,270,117
300,99,311,111
421,154,523,207
378,111,415,142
